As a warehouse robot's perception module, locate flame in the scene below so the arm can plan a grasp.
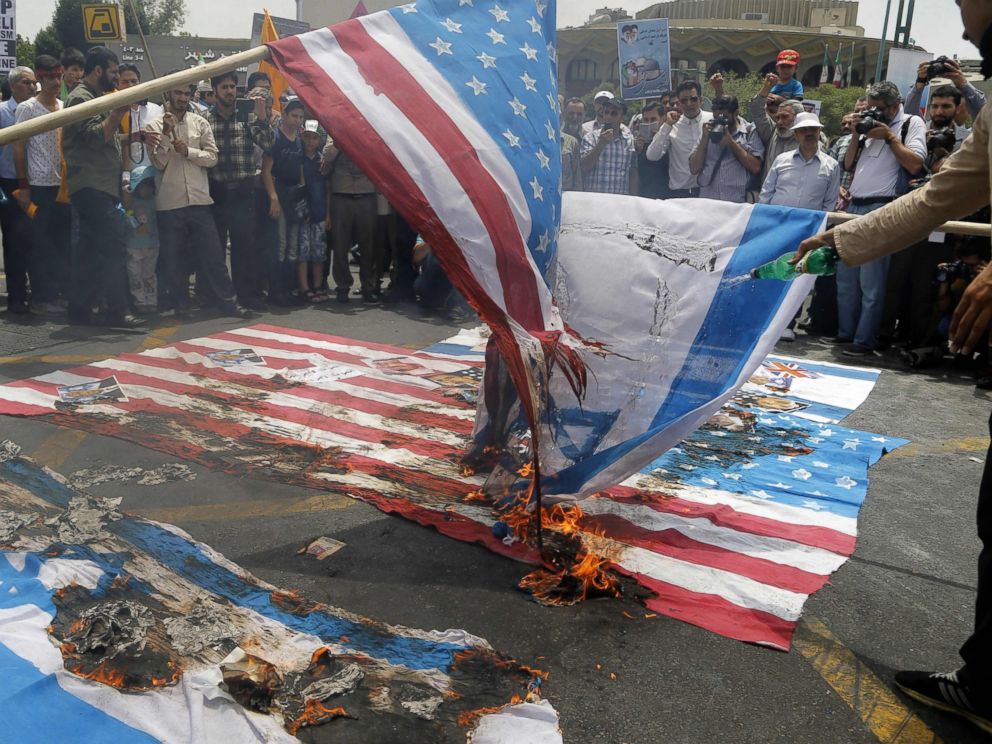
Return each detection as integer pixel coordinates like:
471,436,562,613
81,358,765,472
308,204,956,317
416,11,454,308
287,700,349,735
462,465,476,477
464,490,488,504
70,660,127,688
517,462,534,478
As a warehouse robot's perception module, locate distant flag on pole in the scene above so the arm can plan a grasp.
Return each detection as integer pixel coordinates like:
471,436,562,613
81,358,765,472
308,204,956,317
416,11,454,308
832,44,843,87
846,42,855,87
351,0,370,17
258,9,290,112
819,44,830,85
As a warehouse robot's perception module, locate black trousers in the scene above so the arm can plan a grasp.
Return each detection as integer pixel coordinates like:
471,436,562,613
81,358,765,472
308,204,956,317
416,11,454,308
30,186,71,304
68,188,128,319
0,176,30,309
961,411,992,685
157,205,236,311
211,180,263,304
881,240,954,346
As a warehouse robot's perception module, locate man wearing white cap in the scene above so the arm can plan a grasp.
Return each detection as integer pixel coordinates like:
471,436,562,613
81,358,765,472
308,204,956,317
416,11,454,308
582,90,615,135
760,111,841,342
759,112,840,212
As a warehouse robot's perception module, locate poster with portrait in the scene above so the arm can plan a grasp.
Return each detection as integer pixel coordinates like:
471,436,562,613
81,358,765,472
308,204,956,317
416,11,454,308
617,18,671,101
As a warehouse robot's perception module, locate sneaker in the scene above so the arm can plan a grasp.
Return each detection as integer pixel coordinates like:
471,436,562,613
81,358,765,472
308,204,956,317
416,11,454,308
841,344,879,358
780,328,796,342
335,289,350,304
824,336,853,345
362,291,380,304
30,301,64,317
895,669,992,735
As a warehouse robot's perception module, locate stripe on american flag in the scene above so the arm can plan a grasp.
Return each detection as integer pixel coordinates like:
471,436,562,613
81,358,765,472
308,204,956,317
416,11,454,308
0,325,862,650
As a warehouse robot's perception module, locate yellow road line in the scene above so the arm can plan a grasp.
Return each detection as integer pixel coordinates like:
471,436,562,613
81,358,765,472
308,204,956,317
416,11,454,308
888,437,988,459
0,354,107,365
127,492,356,524
139,318,182,351
795,616,943,744
30,429,89,470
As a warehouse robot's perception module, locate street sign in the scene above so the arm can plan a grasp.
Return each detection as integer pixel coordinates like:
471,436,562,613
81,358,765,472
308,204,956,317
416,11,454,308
0,0,16,73
82,3,126,43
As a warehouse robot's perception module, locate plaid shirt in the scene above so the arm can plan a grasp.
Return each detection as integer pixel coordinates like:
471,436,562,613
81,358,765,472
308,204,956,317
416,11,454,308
697,119,764,203
205,107,275,184
829,133,853,190
580,125,635,194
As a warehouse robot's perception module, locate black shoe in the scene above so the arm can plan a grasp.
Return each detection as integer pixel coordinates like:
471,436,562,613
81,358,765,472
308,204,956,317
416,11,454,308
824,336,853,345
841,344,879,358
335,289,350,304
219,303,255,319
103,313,147,329
241,297,269,312
895,669,992,735
6,302,29,315
362,292,380,304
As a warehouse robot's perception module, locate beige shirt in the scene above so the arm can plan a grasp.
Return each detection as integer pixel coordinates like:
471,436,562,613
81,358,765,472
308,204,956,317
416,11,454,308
146,109,218,212
834,100,992,267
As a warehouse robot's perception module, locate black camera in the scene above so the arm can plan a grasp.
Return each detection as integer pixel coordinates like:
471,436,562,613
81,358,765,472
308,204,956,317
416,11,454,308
234,98,255,123
855,107,887,135
927,126,957,154
709,114,731,144
925,55,953,81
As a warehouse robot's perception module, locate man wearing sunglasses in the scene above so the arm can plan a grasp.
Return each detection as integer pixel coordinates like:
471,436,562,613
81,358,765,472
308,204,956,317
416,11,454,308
645,80,712,198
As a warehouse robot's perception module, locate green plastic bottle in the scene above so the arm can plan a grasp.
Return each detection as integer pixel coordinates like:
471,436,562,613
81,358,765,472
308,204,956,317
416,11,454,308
750,246,839,280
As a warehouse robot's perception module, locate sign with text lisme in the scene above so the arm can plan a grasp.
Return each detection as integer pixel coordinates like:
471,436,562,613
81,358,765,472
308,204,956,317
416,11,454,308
0,0,14,73
617,18,671,101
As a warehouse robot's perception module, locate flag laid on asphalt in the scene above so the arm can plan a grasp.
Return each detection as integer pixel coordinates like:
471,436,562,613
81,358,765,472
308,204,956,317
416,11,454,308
0,326,906,649
0,447,559,743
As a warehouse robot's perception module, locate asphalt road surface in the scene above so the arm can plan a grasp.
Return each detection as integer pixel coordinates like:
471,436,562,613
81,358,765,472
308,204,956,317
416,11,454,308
0,301,987,744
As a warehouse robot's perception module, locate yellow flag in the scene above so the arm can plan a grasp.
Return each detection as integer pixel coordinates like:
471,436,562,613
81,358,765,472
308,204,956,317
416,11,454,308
259,9,289,112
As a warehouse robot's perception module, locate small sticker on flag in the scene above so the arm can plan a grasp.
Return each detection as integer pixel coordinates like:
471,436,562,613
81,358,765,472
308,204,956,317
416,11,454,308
57,377,127,405
206,349,266,367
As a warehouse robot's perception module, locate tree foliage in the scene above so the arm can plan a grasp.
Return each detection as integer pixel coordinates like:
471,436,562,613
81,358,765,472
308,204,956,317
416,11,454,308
15,35,35,68
36,0,187,57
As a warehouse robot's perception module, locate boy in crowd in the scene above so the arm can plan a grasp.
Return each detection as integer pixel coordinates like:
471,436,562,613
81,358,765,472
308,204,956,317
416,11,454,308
122,165,160,314
770,49,804,100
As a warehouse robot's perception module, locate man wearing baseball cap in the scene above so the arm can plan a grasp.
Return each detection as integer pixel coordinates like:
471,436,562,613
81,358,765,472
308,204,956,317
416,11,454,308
771,49,804,100
582,90,616,135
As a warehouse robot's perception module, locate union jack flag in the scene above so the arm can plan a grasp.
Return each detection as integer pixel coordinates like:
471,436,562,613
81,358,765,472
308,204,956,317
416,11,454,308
761,361,820,380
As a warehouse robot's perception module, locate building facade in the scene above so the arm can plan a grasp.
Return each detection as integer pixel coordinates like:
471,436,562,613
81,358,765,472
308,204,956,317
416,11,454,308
560,0,912,99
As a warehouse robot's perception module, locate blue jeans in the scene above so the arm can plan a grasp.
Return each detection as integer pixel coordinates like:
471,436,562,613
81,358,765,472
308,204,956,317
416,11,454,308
836,201,892,349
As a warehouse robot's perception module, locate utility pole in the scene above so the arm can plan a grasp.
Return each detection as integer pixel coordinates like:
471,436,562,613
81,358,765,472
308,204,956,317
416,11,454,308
874,0,892,84
295,0,304,22
894,0,916,48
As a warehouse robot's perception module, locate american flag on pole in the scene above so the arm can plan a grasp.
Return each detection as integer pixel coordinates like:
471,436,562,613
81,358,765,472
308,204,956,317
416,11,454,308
265,0,832,505
266,0,573,439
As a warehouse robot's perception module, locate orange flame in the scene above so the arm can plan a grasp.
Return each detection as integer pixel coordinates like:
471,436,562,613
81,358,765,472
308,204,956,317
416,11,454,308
462,465,476,477
70,660,127,688
517,462,534,478
287,700,349,735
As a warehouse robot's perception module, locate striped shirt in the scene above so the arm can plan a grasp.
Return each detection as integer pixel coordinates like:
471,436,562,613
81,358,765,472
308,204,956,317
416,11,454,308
580,125,635,195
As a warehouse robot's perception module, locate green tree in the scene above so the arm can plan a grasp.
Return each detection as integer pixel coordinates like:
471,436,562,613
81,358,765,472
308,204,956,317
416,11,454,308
33,27,63,60
38,0,187,56
15,34,35,67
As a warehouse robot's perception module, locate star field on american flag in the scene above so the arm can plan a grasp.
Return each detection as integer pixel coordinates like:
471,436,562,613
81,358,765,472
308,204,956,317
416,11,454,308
390,0,562,275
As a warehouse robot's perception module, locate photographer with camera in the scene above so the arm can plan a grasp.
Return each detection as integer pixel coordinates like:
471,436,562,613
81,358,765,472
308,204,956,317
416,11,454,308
831,81,927,357
790,6,992,732
580,96,637,195
880,84,963,352
688,95,763,204
205,72,274,311
907,56,986,129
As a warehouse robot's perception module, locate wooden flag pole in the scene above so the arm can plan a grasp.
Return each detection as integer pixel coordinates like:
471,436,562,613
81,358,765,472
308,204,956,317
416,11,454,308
827,212,992,238
0,45,272,146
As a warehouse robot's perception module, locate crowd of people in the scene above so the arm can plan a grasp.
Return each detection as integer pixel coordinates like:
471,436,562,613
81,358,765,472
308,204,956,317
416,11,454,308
0,45,461,333
0,44,990,374
567,49,991,375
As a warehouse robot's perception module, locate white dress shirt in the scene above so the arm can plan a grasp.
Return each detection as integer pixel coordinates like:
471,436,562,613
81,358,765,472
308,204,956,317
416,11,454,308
645,110,713,190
